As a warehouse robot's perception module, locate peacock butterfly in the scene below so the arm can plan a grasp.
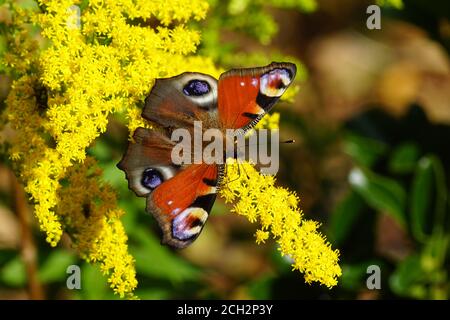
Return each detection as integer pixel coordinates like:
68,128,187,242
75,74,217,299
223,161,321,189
118,62,296,248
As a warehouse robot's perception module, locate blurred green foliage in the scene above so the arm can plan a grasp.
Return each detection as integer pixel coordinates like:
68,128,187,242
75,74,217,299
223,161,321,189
329,106,450,299
376,0,404,9
200,0,314,70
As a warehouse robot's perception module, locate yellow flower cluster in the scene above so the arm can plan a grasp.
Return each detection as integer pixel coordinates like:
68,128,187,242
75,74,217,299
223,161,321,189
254,112,280,130
2,0,342,296
2,0,215,297
5,74,64,245
57,157,137,297
220,160,342,288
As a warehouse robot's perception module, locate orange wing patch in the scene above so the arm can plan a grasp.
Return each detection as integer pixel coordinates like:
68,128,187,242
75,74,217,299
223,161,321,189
151,164,218,217
147,163,221,248
218,74,264,129
218,62,297,131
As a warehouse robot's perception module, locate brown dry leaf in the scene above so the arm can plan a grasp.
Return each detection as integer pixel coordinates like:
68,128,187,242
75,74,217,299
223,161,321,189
357,289,380,300
301,19,449,124
418,73,450,123
377,21,450,121
377,61,422,115
375,213,414,262
305,30,392,121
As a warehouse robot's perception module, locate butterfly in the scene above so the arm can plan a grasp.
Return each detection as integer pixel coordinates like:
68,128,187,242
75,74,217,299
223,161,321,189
118,62,296,248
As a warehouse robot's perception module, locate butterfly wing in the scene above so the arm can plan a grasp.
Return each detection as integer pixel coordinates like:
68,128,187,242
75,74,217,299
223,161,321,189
218,62,296,130
142,72,220,131
148,163,223,248
119,71,225,248
117,128,179,197
118,127,223,248
119,63,296,248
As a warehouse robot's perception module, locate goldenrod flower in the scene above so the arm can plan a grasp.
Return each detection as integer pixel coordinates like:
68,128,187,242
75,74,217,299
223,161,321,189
221,112,341,288
57,157,137,298
220,160,342,288
2,0,214,298
254,112,280,130
1,0,341,297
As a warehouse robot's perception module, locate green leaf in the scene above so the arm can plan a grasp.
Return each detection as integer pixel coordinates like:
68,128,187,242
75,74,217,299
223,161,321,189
75,263,116,300
376,0,404,9
391,234,449,299
421,233,449,272
328,191,365,245
0,250,17,265
101,161,126,190
0,256,26,287
88,140,112,162
410,158,433,241
134,288,171,300
389,254,426,299
410,155,447,242
118,196,142,232
130,227,199,282
248,275,274,299
344,134,388,167
349,167,406,226
38,250,77,283
388,142,420,174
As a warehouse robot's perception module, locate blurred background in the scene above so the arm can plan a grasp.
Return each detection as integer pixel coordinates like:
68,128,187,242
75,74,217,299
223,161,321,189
0,0,449,299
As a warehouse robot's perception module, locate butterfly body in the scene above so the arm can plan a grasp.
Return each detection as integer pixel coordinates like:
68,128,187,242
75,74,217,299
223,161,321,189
118,62,296,248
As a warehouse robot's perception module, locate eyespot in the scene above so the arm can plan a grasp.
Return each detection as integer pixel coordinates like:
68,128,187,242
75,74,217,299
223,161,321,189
141,168,164,190
183,80,211,96
172,207,208,241
260,68,292,97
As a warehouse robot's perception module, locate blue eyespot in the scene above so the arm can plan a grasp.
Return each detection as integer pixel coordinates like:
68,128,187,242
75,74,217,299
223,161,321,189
141,168,163,190
183,80,210,96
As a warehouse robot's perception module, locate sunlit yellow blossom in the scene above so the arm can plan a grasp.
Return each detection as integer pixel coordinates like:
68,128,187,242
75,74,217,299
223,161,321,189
57,157,137,298
255,229,270,244
254,112,280,130
225,106,342,288
1,0,341,297
1,0,214,298
220,160,342,288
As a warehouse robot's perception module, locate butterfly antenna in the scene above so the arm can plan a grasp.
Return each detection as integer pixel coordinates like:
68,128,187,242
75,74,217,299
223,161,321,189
243,132,296,148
